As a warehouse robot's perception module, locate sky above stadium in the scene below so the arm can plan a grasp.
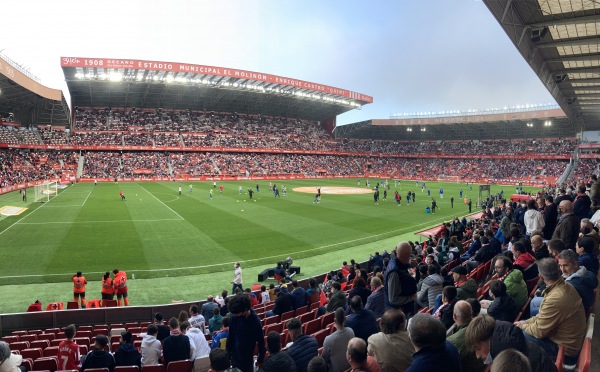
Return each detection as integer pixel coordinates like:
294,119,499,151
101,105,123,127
3,0,556,125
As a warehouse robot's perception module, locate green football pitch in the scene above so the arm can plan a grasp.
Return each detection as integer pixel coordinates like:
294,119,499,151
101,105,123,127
0,179,538,314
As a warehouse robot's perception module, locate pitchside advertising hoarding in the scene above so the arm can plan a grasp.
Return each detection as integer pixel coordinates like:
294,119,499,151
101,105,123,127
61,57,373,103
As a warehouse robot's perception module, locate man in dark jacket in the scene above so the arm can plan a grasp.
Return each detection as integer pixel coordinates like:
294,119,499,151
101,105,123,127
114,331,141,368
345,295,378,343
364,276,385,318
163,318,190,366
81,335,116,372
369,252,384,271
259,331,296,372
552,200,580,250
326,282,347,313
286,318,318,372
484,280,516,323
464,314,557,372
226,294,266,372
451,266,477,301
573,185,592,220
384,242,417,315
290,280,307,310
531,235,550,260
267,288,292,317
543,196,559,240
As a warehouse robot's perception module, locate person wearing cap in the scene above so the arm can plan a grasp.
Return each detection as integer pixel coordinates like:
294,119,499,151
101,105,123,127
154,312,170,341
81,335,115,372
0,341,23,372
114,331,141,368
450,265,477,302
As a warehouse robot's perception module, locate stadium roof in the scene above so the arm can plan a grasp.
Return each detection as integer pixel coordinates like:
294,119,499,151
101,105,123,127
483,0,600,129
0,53,70,127
335,108,572,140
61,57,373,123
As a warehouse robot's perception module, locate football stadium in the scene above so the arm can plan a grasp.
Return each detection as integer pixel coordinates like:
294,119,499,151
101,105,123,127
1,1,599,371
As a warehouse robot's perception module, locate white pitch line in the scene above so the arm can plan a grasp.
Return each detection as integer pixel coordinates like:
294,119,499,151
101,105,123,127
17,218,183,225
0,211,459,279
80,190,93,207
140,185,185,220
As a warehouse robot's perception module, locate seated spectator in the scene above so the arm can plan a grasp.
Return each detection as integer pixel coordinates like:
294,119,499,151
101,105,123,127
547,238,567,260
558,249,598,311
258,331,296,372
433,286,458,329
286,318,319,372
81,335,115,372
326,282,346,313
0,341,24,372
466,237,497,273
452,265,477,302
345,338,381,372
490,349,531,372
306,356,327,372
491,256,528,310
202,296,220,322
531,235,550,260
512,242,539,281
57,324,80,371
208,348,240,372
305,278,320,304
322,308,354,372
416,264,443,310
576,237,599,276
290,280,307,310
212,316,230,349
163,318,191,366
515,258,587,363
154,312,171,342
26,300,42,312
466,298,482,317
348,278,371,308
466,314,556,372
405,313,462,372
114,331,141,368
259,285,270,304
482,280,516,322
367,308,414,372
141,324,162,366
461,233,481,261
209,307,224,334
447,301,485,372
345,295,379,343
364,276,385,318
182,320,210,360
266,287,292,317
244,288,260,308
579,218,600,255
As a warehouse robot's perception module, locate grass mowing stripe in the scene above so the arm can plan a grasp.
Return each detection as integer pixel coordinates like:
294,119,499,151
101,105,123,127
140,184,184,220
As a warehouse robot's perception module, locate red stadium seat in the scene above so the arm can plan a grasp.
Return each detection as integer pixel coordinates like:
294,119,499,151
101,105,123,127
142,365,165,372
319,312,334,329
33,356,58,372
50,339,66,347
303,319,322,336
37,334,55,342
92,329,109,337
66,302,79,310
312,329,329,348
43,347,59,357
9,342,30,352
298,311,315,324
263,323,282,336
280,310,294,323
115,366,140,372
166,359,192,372
20,335,38,343
263,316,279,327
30,340,50,350
83,369,109,372
295,305,309,316
21,348,43,360
78,326,92,332
46,302,64,311
74,337,90,348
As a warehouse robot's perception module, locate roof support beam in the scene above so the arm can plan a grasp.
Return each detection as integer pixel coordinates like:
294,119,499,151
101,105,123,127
546,53,600,63
537,36,600,49
528,14,600,28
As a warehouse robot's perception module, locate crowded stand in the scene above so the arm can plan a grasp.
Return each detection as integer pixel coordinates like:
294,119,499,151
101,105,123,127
153,133,182,147
570,159,600,185
70,132,124,146
120,152,170,178
81,152,122,179
4,178,599,371
38,126,68,145
0,149,77,188
0,126,21,145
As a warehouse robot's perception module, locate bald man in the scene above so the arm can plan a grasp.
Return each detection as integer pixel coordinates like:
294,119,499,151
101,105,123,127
531,235,550,260
447,301,484,372
552,200,580,250
384,242,417,315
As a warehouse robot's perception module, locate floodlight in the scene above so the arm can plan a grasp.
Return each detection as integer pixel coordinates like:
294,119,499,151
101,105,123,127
137,75,144,81
165,75,174,83
75,72,84,79
109,72,123,82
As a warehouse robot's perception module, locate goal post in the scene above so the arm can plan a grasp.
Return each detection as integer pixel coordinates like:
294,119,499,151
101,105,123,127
34,181,58,203
478,184,491,208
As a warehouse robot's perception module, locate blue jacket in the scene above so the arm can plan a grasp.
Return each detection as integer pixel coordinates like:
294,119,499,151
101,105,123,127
290,287,307,309
211,328,228,349
364,288,385,318
567,267,598,310
287,335,318,372
406,341,462,372
345,308,378,343
578,253,599,276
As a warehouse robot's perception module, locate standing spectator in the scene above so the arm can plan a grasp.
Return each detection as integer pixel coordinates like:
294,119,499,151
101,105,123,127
515,258,586,364
57,324,80,371
512,242,539,281
163,318,191,366
232,262,243,294
384,242,417,315
71,271,87,308
524,200,545,236
552,200,580,250
259,331,296,372
367,309,414,372
202,296,220,322
322,308,354,372
141,325,162,366
543,196,559,240
286,318,319,372
405,313,462,372
226,294,266,372
81,335,115,372
114,332,141,368
345,296,378,343
573,184,592,220
447,301,484,372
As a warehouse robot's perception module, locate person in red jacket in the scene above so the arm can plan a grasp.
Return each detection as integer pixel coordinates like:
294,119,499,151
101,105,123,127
58,324,80,371
27,300,42,312
72,271,87,308
512,241,539,282
113,269,129,306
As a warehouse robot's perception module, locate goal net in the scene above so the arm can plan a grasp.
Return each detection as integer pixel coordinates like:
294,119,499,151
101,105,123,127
34,181,58,203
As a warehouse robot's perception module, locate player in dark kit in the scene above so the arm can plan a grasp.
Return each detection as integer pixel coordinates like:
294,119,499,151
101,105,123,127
450,196,454,208
431,198,437,214
120,190,126,201
248,189,254,200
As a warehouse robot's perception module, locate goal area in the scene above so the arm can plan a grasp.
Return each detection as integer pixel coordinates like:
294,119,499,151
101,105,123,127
34,181,58,203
